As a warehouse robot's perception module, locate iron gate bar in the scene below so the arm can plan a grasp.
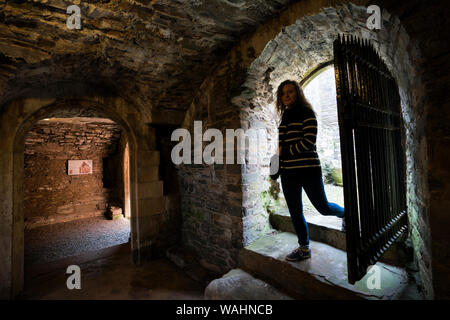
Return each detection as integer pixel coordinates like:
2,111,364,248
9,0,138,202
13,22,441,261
355,125,371,261
333,34,408,284
334,36,359,282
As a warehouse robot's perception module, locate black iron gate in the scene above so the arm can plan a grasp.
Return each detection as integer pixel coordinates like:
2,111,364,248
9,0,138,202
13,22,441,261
333,35,408,284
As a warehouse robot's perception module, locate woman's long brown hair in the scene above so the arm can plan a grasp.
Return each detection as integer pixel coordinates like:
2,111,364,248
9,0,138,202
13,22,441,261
275,80,315,116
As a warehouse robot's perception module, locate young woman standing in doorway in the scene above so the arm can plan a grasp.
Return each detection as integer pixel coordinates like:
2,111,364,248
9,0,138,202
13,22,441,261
274,80,345,261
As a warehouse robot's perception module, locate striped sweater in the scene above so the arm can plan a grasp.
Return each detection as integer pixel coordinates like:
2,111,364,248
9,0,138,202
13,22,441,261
278,105,321,174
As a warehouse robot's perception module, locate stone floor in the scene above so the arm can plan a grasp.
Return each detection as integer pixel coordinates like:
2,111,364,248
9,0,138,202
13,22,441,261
25,215,131,266
20,243,206,300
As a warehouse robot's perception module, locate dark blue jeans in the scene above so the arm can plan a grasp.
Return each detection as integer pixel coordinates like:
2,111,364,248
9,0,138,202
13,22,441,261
280,167,345,246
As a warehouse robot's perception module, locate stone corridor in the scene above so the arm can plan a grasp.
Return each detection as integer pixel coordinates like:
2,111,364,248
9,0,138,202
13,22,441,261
0,0,449,300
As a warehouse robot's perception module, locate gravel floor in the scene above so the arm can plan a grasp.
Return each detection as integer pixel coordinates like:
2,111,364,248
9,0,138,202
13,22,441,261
25,216,131,266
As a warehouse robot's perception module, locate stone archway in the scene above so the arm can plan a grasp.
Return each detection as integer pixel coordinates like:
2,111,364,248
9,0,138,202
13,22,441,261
231,2,428,294
162,0,432,297
0,93,148,298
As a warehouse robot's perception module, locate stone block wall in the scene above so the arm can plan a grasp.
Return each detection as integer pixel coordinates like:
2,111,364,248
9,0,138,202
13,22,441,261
23,119,122,229
176,57,260,273
377,0,450,299
176,87,283,273
103,132,128,208
150,125,183,255
134,144,182,259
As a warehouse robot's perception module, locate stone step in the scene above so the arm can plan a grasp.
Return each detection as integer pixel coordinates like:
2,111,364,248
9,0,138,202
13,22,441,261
238,232,417,300
269,210,410,267
205,269,294,300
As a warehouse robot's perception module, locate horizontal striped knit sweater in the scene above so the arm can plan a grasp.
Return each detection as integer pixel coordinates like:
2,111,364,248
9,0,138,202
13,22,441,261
278,105,321,174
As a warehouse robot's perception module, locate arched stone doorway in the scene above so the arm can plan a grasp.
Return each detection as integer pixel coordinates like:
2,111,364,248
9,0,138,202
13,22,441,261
1,94,143,297
178,0,430,298
22,116,131,270
233,2,426,294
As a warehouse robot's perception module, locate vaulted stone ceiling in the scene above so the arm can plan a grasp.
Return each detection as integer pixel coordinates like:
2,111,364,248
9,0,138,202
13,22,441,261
0,0,294,123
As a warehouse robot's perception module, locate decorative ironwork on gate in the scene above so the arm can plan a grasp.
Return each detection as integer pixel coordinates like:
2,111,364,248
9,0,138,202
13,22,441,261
333,35,408,284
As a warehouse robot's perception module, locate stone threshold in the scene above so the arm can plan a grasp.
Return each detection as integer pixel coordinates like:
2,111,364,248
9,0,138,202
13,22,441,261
238,232,420,300
269,211,410,267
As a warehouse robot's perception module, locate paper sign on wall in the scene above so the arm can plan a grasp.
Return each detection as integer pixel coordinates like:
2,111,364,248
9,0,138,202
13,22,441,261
68,160,93,175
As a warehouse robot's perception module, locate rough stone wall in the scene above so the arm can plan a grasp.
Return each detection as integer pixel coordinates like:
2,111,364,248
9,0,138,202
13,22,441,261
375,0,450,300
177,64,249,273
23,120,122,229
104,132,127,208
366,0,450,299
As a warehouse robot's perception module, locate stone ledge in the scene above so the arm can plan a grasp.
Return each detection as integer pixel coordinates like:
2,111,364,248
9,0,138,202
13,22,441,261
270,210,345,249
239,232,416,300
269,211,410,267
